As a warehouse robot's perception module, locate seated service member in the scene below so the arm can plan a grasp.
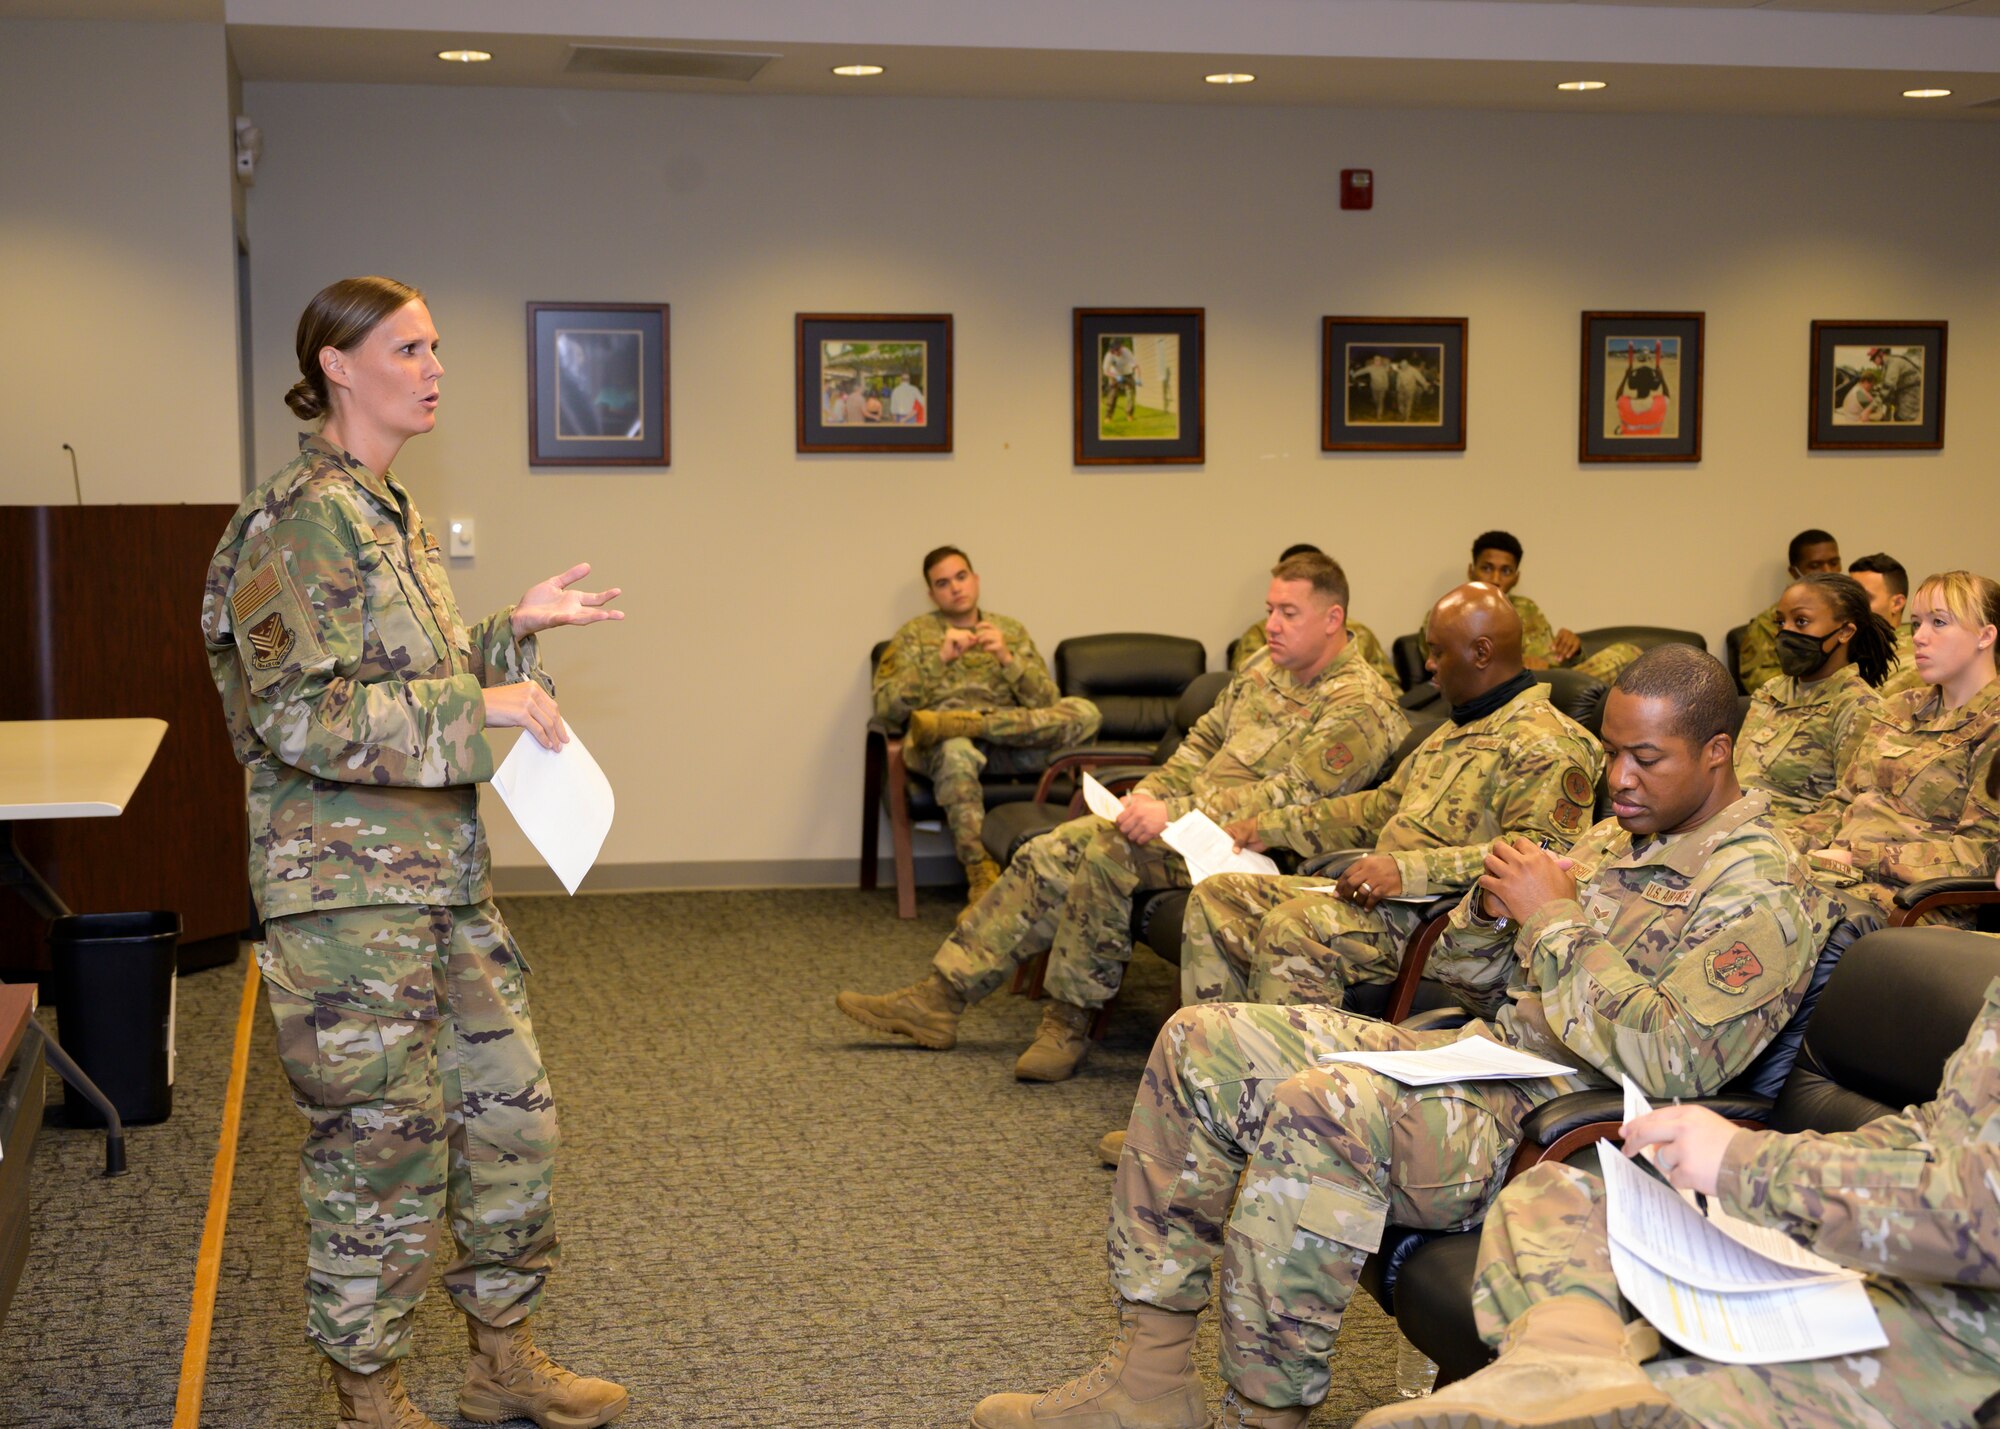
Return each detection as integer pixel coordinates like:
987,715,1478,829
837,553,1407,1083
1232,543,1399,686
1183,582,1604,1007
1419,531,1641,684
204,277,626,1429
1849,550,1925,698
1737,528,1842,693
1734,572,1894,840
1795,570,2000,921
1356,968,2000,1429
874,546,1101,914
972,647,1832,1429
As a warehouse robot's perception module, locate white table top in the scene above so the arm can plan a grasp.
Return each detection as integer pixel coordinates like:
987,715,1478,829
0,718,169,820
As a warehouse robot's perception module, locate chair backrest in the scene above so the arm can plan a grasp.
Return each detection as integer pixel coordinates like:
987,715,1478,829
870,640,889,671
1149,669,1233,763
1371,714,1445,790
1771,926,2000,1134
1724,624,1749,696
1391,633,1426,692
1054,633,1208,744
1538,669,1608,737
1576,625,1707,659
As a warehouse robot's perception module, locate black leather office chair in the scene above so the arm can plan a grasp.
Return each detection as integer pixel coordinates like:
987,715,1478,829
1391,634,1427,693
1574,625,1705,661
1370,925,2000,1387
1725,623,1751,695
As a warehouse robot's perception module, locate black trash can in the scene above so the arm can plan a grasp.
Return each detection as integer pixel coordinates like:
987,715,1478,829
48,911,180,1127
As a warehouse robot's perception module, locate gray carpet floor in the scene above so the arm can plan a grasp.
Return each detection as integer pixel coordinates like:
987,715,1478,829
2,888,1405,1426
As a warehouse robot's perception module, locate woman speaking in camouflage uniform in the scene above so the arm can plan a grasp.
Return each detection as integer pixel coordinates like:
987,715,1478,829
1733,572,1896,840
202,277,628,1429
1795,569,2000,919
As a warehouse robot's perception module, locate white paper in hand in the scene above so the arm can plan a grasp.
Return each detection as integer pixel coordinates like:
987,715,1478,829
1160,809,1279,884
1082,773,1126,822
490,726,615,895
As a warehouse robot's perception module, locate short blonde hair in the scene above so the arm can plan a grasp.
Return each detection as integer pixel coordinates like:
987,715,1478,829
1910,570,2000,634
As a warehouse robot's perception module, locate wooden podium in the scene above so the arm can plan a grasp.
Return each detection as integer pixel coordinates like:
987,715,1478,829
0,506,248,975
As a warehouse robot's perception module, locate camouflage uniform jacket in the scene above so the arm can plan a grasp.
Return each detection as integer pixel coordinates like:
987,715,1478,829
1251,683,1606,897
1427,793,1831,1098
1735,665,1882,838
202,434,548,921
1717,973,2000,1369
1877,623,1927,700
872,609,1058,728
1737,602,1783,694
1234,618,1398,687
1793,679,2000,883
1134,644,1409,829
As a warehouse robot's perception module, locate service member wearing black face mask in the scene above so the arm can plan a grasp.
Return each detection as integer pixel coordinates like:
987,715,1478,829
1733,572,1899,839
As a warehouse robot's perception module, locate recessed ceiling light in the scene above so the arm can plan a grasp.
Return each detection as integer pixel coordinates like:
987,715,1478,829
436,48,492,64
832,64,885,77
1556,80,1607,92
1205,72,1256,85
1903,87,1952,99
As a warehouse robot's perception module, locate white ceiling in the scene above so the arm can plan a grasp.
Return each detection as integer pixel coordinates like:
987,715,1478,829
10,0,2000,117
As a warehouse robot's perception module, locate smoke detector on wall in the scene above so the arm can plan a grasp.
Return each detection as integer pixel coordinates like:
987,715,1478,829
234,115,262,187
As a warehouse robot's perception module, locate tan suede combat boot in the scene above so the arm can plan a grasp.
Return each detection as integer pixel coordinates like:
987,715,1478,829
1216,1388,1309,1428
959,857,1004,924
907,708,987,759
1353,1299,1686,1429
971,1297,1209,1428
459,1316,628,1429
835,970,966,1049
330,1361,445,1429
1099,1129,1126,1166
1014,1000,1093,1081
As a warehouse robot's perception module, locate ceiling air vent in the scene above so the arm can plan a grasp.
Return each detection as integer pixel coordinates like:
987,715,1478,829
564,45,777,81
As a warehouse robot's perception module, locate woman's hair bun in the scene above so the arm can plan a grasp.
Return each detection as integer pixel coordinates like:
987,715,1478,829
284,376,326,421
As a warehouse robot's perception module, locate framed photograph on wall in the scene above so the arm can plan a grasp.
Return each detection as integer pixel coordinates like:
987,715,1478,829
1073,308,1204,465
1578,311,1703,463
1809,321,1946,450
526,302,669,467
1321,316,1467,451
796,314,954,454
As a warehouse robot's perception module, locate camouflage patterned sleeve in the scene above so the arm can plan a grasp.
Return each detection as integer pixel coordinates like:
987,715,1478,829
1000,630,1060,708
1873,736,2000,883
1512,595,1557,666
1738,609,1782,695
1231,621,1268,673
1195,689,1408,827
1350,623,1401,687
1828,688,1877,788
233,517,494,787
872,621,931,727
463,608,552,695
1252,764,1402,858
1518,840,1816,1097
1391,734,1606,897
1715,980,2000,1286
1134,677,1238,806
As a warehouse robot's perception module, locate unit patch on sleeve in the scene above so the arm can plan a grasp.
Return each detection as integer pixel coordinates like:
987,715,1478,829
246,611,296,670
1560,766,1594,808
1705,941,1765,994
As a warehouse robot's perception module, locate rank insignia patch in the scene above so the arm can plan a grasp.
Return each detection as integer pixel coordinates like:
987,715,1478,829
247,611,295,670
1706,941,1764,993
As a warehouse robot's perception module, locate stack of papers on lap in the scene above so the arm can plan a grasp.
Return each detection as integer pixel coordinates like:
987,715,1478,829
1159,808,1278,884
1318,1037,1576,1085
1598,1126,1885,1364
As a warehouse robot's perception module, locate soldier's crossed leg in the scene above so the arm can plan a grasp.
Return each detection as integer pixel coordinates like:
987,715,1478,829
1474,1162,2000,1429
1040,819,1192,1009
1250,893,1423,1006
1107,1001,1549,1409
932,815,1104,1001
261,899,558,1372
1573,639,1643,685
910,697,1101,870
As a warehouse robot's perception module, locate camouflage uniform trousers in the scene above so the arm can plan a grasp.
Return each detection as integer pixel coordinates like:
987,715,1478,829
908,696,1101,868
932,812,1188,1008
1473,1162,2000,1428
1571,641,1642,685
1107,1002,1559,1408
259,899,559,1372
1180,874,1424,1005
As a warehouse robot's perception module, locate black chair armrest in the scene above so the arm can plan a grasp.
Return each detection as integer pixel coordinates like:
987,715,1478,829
1032,744,1160,802
1299,849,1367,879
1509,1092,1776,1179
1892,876,2000,926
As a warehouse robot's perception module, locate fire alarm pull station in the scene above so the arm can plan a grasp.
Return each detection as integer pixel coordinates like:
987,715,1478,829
1341,169,1373,210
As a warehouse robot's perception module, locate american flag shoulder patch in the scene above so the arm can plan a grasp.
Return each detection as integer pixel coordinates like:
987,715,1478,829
231,563,282,623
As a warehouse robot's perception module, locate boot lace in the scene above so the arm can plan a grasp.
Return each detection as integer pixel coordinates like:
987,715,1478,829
496,1325,581,1393
1034,1310,1136,1410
